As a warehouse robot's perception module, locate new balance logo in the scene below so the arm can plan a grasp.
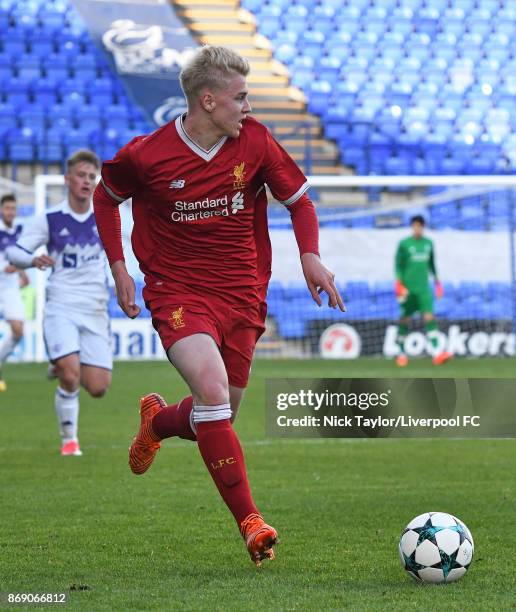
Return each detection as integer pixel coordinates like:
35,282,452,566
59,227,70,237
169,179,186,189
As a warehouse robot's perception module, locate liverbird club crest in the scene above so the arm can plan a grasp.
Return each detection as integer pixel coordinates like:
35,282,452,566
169,306,186,330
232,162,246,191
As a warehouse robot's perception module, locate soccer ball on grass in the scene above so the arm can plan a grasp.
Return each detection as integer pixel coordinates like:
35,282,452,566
399,512,474,583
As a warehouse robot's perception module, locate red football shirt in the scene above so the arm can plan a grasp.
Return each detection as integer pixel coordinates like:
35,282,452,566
101,115,308,307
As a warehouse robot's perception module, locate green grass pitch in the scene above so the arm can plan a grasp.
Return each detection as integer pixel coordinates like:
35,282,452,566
1,358,515,611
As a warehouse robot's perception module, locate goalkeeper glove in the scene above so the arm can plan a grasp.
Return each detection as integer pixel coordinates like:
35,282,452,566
395,280,408,303
435,280,443,299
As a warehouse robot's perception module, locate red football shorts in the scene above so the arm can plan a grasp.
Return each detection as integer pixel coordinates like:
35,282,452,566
149,295,266,388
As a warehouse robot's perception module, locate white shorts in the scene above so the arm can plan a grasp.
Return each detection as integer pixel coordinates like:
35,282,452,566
43,306,112,370
0,288,25,322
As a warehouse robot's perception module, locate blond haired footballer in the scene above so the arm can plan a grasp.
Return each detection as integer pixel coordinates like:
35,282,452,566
94,46,345,565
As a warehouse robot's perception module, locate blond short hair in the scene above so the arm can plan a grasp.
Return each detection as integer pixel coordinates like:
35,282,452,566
67,149,100,172
180,45,250,104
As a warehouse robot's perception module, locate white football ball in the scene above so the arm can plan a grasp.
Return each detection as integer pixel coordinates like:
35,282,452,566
399,512,474,583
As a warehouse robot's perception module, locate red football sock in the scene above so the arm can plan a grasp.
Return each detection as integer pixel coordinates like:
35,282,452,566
151,396,196,441
196,419,259,527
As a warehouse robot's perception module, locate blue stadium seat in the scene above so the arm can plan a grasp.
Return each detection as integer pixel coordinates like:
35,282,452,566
429,203,460,228
7,127,36,162
43,53,70,81
486,282,511,302
62,128,92,156
31,77,58,106
274,43,297,64
37,8,67,32
39,133,63,163
241,0,262,12
3,29,27,56
105,104,131,130
458,282,484,300
0,54,13,80
289,67,312,89
345,281,371,299
72,53,98,80
19,105,46,131
28,30,55,57
276,316,307,339
373,281,395,299
306,80,332,115
434,296,456,318
15,54,42,80
75,106,103,132
2,76,32,106
0,103,16,131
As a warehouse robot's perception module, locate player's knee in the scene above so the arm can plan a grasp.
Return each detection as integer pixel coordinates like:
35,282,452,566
195,379,229,405
88,386,107,398
84,377,111,398
59,369,80,391
10,321,23,340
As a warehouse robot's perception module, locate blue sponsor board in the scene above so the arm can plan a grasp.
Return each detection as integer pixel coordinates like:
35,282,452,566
71,0,196,126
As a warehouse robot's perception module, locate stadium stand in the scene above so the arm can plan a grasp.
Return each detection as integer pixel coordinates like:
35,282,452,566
0,0,152,177
1,0,514,176
243,0,516,175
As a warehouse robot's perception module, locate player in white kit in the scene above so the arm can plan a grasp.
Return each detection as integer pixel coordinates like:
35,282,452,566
0,194,29,391
8,150,112,456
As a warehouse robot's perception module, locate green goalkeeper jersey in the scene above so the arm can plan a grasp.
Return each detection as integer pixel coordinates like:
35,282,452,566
395,236,437,292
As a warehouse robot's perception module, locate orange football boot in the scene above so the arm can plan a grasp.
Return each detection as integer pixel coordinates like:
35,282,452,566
396,354,409,367
432,351,453,366
129,393,166,475
240,513,278,567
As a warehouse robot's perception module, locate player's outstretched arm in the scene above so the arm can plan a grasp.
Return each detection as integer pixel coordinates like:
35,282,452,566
287,194,345,311
111,260,141,319
8,250,54,270
7,214,54,270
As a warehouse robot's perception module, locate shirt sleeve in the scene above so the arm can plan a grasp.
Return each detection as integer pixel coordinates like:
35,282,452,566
288,193,319,256
395,242,405,279
100,137,143,203
93,182,125,266
429,242,437,278
7,214,49,268
260,128,309,206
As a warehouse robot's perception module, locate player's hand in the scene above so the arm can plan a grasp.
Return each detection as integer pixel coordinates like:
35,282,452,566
395,280,408,300
19,270,29,288
435,280,444,299
32,254,55,270
112,261,141,319
4,264,17,274
301,253,346,311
